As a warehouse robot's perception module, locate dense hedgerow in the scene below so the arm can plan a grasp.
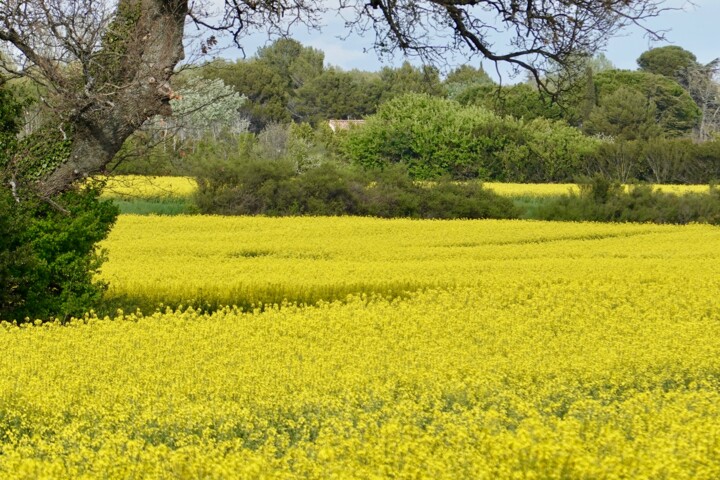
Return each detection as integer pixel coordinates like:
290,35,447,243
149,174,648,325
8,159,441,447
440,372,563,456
537,175,720,224
341,93,600,182
194,160,519,219
584,137,720,184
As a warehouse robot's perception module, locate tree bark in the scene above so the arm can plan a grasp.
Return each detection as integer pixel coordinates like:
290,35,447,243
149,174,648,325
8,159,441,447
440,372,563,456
36,0,188,198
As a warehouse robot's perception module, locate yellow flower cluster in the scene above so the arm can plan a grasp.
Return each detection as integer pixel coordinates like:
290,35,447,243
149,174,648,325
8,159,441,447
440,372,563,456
3,216,720,478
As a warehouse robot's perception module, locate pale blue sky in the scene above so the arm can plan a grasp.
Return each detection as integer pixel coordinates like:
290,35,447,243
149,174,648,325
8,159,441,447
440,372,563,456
218,0,719,79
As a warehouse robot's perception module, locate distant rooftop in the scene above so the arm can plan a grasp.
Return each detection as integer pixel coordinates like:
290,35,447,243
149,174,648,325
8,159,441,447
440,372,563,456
328,119,365,132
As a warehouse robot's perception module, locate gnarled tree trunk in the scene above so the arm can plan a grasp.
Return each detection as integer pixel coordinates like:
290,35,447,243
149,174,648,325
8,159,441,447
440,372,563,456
34,0,188,197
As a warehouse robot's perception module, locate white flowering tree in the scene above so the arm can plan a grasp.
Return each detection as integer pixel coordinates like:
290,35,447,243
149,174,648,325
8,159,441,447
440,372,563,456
168,77,248,142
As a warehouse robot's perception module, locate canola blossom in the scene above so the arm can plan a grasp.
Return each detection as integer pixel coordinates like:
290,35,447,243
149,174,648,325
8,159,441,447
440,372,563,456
101,215,718,310
2,216,720,478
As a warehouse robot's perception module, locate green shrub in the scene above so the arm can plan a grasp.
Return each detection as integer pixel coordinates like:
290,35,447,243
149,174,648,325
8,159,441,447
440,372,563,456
0,79,118,323
0,185,118,322
419,180,519,219
0,189,37,318
592,70,701,138
456,83,566,122
583,137,720,184
294,163,365,216
194,160,519,219
341,94,498,179
341,93,597,182
641,137,695,183
363,167,422,218
536,175,720,224
498,117,601,182
194,156,296,215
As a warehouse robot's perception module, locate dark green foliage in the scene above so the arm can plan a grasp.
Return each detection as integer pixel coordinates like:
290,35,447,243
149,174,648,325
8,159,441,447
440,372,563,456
0,185,118,322
0,80,72,182
194,159,519,220
444,64,494,86
584,140,646,183
416,180,518,219
201,59,291,131
194,154,720,225
0,82,23,166
10,126,73,181
584,86,661,140
197,43,445,130
536,175,720,224
292,68,382,124
0,79,118,322
0,189,36,318
256,38,324,90
637,46,699,82
592,70,701,137
457,83,565,122
694,139,720,181
578,67,598,126
378,62,444,103
443,64,494,100
642,137,696,183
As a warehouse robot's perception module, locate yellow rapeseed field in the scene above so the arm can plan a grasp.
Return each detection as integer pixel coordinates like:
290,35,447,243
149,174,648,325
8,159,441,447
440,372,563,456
484,182,712,197
100,175,197,199
100,215,719,310
2,216,720,478
99,175,711,200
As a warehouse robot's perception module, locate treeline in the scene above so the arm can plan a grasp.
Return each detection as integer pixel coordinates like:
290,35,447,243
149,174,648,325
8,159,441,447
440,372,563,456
112,40,720,187
193,39,468,131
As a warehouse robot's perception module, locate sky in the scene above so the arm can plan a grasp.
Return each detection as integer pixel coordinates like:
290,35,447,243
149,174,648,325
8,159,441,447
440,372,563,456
215,0,720,81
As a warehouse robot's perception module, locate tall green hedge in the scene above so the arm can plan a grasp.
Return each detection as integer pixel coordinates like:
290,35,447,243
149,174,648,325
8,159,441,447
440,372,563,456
341,94,599,182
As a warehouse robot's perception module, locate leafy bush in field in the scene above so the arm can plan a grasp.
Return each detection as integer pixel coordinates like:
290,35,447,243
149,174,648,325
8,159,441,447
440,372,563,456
194,159,519,219
584,140,646,183
340,94,495,179
0,185,118,322
642,137,696,183
341,93,598,182
537,175,720,224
